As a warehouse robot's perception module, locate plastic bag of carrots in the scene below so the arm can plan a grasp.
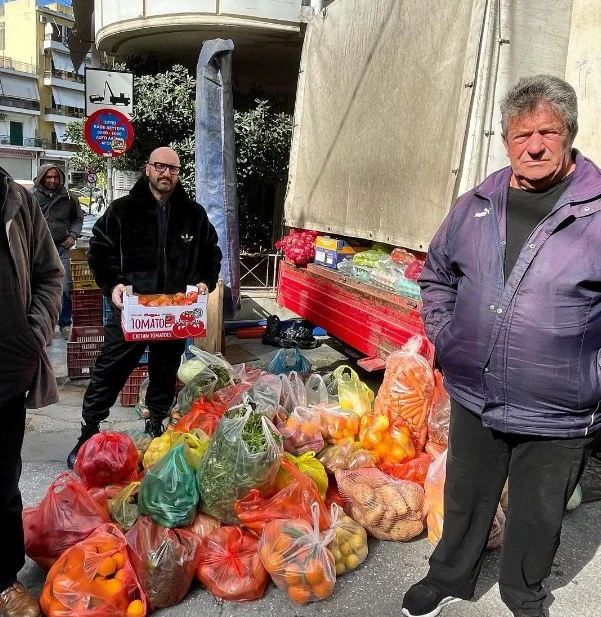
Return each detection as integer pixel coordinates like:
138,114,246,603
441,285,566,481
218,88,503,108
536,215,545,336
373,336,434,450
40,523,147,617
258,502,336,605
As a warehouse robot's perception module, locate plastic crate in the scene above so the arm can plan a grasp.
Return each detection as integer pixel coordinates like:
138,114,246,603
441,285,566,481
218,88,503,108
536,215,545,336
67,326,104,379
72,289,103,326
70,248,98,291
120,366,148,407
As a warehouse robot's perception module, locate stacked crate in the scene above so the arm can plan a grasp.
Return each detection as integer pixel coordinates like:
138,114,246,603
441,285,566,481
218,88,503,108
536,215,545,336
68,249,104,379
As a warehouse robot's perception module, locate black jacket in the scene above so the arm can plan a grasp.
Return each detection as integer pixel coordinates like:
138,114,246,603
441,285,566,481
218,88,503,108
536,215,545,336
31,164,84,243
88,176,222,297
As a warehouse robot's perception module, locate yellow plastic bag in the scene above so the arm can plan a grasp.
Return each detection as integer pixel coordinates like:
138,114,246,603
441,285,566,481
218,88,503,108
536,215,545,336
329,365,374,417
274,451,328,499
173,429,210,469
143,432,180,468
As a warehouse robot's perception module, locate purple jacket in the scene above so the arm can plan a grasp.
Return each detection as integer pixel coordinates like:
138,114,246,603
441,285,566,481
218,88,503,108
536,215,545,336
419,152,601,438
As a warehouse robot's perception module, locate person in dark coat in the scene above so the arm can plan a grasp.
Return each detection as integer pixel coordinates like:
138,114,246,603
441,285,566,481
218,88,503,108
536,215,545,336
67,147,222,468
402,75,601,617
0,166,63,617
31,164,84,339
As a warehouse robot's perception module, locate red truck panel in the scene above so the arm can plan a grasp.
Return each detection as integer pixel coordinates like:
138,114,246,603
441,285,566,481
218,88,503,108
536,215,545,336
277,261,433,363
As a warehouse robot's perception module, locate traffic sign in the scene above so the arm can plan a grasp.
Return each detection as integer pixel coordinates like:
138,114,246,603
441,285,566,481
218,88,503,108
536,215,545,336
86,172,97,184
84,109,134,158
85,68,134,118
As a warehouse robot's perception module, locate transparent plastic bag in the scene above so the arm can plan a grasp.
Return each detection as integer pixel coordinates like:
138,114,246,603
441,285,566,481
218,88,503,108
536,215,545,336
126,516,201,610
358,413,416,464
319,404,360,444
274,451,328,499
280,371,308,413
176,368,218,414
196,526,270,601
74,432,139,489
142,432,181,469
318,438,377,474
327,365,374,418
281,406,325,456
40,523,146,617
373,336,435,450
135,378,150,419
235,457,330,536
258,502,336,605
427,369,450,447
335,467,427,541
123,430,152,469
182,512,221,541
249,374,282,417
305,373,329,406
23,473,111,570
267,348,312,375
327,502,368,576
108,481,140,532
138,443,200,528
198,406,284,523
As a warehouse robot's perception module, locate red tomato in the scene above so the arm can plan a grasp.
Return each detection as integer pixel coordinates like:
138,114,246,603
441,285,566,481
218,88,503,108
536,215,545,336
138,296,149,306
172,292,185,305
186,321,205,337
186,290,199,303
179,311,195,324
172,322,188,337
182,299,194,305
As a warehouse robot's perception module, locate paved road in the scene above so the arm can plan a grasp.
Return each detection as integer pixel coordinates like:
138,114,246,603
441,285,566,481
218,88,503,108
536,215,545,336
18,338,601,617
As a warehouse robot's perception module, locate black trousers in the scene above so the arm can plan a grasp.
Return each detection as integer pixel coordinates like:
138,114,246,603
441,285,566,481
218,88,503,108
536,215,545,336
82,311,186,424
426,400,597,617
0,394,27,590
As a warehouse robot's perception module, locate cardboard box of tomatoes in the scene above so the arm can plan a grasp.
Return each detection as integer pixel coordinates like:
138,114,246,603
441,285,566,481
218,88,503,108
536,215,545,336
121,285,207,342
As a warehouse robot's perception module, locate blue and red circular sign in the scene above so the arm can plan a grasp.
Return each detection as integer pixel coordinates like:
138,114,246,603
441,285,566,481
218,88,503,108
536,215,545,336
84,109,134,157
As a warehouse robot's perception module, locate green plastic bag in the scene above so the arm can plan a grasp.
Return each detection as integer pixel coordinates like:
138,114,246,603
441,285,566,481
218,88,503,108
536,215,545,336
197,405,283,524
138,443,199,528
108,481,140,532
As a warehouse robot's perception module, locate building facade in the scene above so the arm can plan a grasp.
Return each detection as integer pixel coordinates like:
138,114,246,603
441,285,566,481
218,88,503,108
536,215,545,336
0,0,88,179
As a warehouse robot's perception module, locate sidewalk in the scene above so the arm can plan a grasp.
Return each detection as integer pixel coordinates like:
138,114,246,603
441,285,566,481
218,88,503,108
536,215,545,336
18,316,601,616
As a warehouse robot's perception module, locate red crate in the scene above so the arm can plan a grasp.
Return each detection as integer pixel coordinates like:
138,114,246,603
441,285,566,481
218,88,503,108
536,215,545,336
67,326,104,379
72,289,103,326
120,366,148,407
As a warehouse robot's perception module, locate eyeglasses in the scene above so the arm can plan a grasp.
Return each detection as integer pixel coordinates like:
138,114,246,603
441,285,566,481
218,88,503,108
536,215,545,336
148,161,180,175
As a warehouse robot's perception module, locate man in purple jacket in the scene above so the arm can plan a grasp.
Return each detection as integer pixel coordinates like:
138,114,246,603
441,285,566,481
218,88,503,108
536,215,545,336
402,75,601,617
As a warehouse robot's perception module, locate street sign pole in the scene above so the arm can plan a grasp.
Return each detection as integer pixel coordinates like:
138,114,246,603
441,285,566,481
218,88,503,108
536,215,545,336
106,156,113,205
88,183,93,214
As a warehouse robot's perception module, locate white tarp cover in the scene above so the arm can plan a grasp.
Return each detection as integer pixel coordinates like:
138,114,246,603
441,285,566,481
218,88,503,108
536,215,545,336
51,86,85,109
0,74,39,100
53,122,77,144
285,0,486,251
51,50,76,73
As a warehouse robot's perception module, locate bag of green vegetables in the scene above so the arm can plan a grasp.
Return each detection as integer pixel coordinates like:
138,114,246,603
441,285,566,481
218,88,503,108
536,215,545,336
177,346,235,386
197,405,283,524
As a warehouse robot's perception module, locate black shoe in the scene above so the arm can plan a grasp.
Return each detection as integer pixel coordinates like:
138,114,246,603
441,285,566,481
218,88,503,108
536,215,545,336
402,580,460,617
145,417,165,439
67,422,100,469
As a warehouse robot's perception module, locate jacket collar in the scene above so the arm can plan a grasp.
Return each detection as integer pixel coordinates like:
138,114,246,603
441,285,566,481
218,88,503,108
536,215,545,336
130,175,190,209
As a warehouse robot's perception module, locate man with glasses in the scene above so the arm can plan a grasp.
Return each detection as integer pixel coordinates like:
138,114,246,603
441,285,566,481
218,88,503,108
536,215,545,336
67,147,222,468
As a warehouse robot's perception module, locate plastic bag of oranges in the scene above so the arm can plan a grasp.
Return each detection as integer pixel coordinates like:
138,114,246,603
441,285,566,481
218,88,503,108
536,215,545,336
40,523,147,617
258,502,336,605
319,404,360,445
281,406,324,456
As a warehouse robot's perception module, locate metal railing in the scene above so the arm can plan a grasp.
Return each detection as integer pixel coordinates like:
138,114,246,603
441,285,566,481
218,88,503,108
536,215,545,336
45,106,84,118
44,69,84,83
50,142,79,152
240,253,282,293
0,95,40,110
0,136,49,148
0,56,38,74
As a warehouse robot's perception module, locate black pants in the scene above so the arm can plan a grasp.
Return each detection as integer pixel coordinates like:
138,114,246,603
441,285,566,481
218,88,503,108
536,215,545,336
426,400,597,617
82,311,186,424
0,394,27,590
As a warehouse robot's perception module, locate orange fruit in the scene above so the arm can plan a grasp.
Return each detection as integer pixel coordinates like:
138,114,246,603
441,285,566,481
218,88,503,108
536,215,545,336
113,552,126,569
283,563,302,586
114,568,127,581
312,578,334,599
264,551,285,573
97,577,123,599
97,556,117,578
304,558,325,585
127,599,145,616
288,585,312,605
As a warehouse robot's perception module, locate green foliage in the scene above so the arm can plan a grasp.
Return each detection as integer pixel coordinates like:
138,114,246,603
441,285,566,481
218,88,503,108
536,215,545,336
65,120,106,175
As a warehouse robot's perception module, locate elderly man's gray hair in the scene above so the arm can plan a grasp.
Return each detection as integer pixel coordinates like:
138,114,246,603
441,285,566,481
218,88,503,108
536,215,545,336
500,74,578,142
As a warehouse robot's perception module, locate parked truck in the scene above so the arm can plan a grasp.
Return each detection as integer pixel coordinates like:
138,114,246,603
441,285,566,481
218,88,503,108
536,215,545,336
276,0,600,368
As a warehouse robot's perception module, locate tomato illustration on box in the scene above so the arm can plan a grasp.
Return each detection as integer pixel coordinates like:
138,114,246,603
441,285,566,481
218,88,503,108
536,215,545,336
121,285,207,341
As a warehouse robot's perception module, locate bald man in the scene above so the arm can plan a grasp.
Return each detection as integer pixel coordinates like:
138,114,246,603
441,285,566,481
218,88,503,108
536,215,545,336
67,147,222,468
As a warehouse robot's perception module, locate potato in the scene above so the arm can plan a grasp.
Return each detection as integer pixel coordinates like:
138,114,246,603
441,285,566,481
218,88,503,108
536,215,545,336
388,519,424,542
352,484,376,508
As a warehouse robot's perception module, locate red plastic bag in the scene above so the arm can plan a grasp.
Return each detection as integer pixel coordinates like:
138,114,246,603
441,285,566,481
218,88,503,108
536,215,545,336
23,473,110,570
40,523,147,617
211,381,253,408
182,512,221,541
126,516,200,610
74,432,139,489
380,451,434,486
234,458,330,536
196,526,270,601
174,398,226,435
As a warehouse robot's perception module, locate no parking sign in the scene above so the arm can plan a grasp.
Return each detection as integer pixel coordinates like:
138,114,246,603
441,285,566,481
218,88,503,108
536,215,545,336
84,109,134,157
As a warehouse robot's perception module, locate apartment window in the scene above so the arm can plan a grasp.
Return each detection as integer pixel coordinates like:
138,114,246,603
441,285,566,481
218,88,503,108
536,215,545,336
9,121,23,146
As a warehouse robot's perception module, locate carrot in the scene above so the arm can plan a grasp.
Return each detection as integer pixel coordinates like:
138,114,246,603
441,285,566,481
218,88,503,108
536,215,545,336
405,370,425,399
415,399,430,430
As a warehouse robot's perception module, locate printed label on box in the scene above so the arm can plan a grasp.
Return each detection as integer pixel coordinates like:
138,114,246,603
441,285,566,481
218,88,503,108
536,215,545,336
121,285,207,342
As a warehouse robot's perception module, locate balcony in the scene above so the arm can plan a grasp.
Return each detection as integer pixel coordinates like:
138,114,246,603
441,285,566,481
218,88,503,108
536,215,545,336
0,56,37,75
44,106,84,124
49,142,79,153
0,95,40,112
44,69,84,85
0,136,49,148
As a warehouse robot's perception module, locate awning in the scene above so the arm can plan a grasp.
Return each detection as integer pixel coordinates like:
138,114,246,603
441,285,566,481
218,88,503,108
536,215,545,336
0,74,39,100
54,122,77,145
51,50,76,73
51,86,84,109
